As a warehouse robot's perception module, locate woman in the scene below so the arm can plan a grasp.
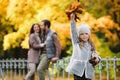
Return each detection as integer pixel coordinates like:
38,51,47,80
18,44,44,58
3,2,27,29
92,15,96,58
66,13,101,80
25,23,45,80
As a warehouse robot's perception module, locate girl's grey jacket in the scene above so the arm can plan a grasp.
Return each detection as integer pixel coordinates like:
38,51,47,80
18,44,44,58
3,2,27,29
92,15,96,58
66,20,101,79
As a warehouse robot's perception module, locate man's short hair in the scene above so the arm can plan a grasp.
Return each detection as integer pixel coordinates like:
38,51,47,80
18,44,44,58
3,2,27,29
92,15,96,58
42,19,51,28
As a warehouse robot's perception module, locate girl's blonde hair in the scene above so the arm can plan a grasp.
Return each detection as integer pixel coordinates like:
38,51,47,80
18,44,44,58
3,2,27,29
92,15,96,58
79,36,96,52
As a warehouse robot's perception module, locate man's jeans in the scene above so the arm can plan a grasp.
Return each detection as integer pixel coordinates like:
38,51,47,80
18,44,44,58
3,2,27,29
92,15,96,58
37,54,49,80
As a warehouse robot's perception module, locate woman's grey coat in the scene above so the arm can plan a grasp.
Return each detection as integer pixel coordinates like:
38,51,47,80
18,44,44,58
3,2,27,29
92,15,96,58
66,20,100,79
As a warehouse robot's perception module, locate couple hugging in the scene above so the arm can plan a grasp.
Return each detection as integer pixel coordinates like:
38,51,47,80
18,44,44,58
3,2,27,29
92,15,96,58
25,19,61,80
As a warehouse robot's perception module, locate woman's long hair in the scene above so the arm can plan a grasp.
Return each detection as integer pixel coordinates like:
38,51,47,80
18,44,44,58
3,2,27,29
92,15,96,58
29,23,41,36
29,23,41,48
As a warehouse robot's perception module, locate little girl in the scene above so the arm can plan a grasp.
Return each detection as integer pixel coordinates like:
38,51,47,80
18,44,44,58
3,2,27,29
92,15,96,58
66,13,101,80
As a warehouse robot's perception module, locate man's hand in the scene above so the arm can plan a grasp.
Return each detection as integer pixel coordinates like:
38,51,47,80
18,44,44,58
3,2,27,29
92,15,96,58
51,57,59,63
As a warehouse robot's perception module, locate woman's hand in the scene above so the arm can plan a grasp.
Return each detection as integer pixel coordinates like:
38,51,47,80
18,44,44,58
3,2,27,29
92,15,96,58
40,41,46,47
43,41,46,46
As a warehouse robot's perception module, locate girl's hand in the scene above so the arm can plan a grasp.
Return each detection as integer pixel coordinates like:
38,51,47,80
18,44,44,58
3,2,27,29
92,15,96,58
70,13,75,21
95,57,100,63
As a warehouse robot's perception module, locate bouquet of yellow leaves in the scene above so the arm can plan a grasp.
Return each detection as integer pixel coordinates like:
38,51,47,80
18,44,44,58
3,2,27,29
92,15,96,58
65,0,84,21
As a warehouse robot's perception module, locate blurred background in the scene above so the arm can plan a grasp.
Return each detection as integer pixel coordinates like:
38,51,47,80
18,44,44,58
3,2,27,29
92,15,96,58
0,0,120,59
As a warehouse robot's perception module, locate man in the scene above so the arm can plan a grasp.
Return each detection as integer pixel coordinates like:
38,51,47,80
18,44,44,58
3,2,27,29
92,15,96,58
37,19,61,80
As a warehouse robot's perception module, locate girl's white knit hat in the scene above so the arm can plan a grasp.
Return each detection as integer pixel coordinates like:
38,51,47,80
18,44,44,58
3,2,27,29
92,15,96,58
77,23,91,36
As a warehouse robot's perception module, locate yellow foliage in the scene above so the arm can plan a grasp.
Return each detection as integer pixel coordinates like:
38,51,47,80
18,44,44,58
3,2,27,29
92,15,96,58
3,32,19,50
0,0,9,17
2,0,120,58
21,35,29,49
51,22,70,49
91,34,101,48
97,16,115,29
96,16,120,46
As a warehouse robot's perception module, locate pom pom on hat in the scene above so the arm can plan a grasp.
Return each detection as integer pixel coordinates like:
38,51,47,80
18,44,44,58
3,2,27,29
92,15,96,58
77,23,91,36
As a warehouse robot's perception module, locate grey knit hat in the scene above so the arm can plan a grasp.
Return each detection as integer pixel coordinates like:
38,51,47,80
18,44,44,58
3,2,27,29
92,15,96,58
77,23,91,36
